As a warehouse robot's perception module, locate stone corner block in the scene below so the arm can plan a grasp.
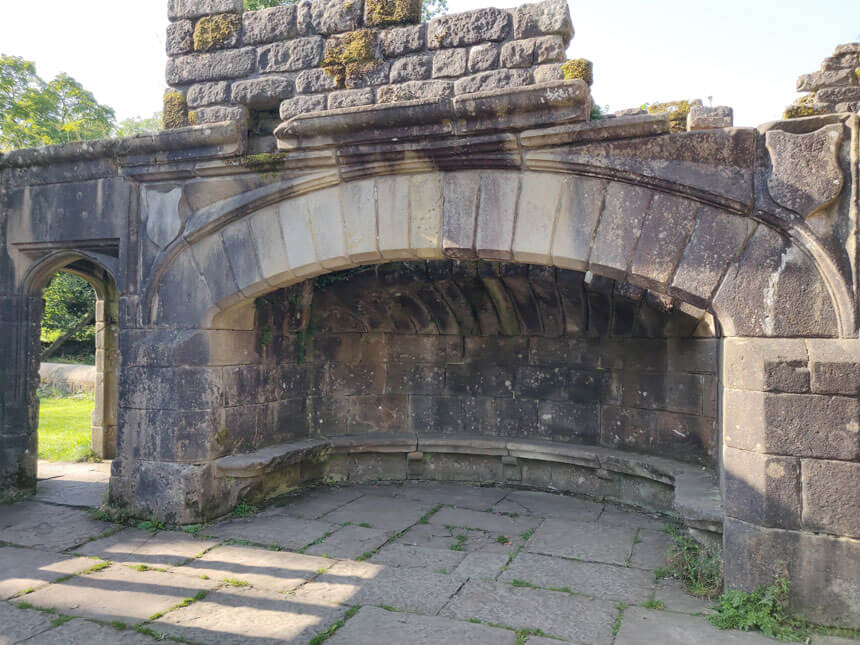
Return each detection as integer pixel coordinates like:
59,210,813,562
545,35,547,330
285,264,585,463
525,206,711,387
687,104,733,131
801,458,860,538
806,339,860,396
723,446,801,530
511,0,573,42
723,338,810,393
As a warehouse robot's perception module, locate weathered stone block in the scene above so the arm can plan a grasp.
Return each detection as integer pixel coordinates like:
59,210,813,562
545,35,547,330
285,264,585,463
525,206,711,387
327,88,374,109
465,336,528,364
807,339,860,396
193,13,242,52
242,5,298,45
389,54,434,83
589,182,652,280
500,39,535,68
621,371,701,414
231,76,294,107
818,86,860,102
467,43,499,72
531,63,563,83
687,105,733,130
192,105,248,124
258,37,325,73
379,24,425,57
346,61,391,88
166,20,194,55
296,68,339,93
538,401,599,443
409,396,464,434
311,0,364,34
801,459,860,538
186,81,230,107
364,0,421,27
723,389,859,460
723,447,801,529
163,91,189,129
453,69,532,95
723,338,809,393
386,364,446,395
377,79,454,103
166,48,256,83
511,0,573,41
427,8,511,49
280,94,327,120
493,398,539,438
601,406,715,464
432,48,468,78
168,0,242,20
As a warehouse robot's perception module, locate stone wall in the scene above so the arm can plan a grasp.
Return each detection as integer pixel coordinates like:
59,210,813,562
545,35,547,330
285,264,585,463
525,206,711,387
786,42,860,117
164,0,578,126
207,261,717,466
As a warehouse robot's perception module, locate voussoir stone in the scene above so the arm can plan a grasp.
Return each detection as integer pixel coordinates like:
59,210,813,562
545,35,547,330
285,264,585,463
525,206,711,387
231,76,294,107
427,8,512,49
258,37,325,73
166,47,257,83
242,5,298,44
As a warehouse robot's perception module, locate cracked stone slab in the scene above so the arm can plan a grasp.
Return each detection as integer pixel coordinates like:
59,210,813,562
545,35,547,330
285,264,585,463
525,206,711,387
630,529,673,570
270,487,364,519
22,564,218,623
150,585,347,645
200,514,336,550
327,605,519,644
74,529,219,569
500,552,655,603
0,547,94,600
492,490,603,521
370,543,466,573
305,525,391,559
525,518,637,566
653,579,715,615
429,507,542,535
391,482,511,509
397,523,524,554
451,551,510,581
598,506,668,532
320,495,433,531
292,560,462,614
0,502,114,551
615,606,777,644
24,618,162,643
0,600,55,643
441,578,618,643
172,544,330,592
33,479,107,508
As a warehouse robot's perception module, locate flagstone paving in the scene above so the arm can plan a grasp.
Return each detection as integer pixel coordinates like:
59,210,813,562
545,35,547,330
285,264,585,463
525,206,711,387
1,464,857,644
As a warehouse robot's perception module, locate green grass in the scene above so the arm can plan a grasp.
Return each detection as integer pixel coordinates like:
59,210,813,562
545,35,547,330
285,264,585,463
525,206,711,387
655,525,723,599
37,393,96,462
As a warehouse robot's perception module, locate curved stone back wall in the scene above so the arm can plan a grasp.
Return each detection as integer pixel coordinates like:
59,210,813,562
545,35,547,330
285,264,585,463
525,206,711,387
165,0,576,126
219,261,718,466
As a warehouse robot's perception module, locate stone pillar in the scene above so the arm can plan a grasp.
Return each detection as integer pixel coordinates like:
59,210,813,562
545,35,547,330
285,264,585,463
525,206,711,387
722,338,860,628
91,292,119,459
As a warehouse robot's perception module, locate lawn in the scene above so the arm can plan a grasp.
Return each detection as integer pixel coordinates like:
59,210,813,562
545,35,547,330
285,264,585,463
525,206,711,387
38,393,95,462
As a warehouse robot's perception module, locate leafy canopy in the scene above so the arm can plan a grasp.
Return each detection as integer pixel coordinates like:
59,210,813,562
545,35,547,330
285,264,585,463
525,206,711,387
243,0,448,20
40,272,96,344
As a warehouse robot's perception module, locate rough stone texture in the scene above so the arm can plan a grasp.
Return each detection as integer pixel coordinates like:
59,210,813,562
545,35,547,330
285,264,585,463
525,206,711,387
186,81,230,107
801,459,860,538
166,47,256,83
168,0,243,20
0,502,114,551
20,619,161,644
616,607,776,644
258,37,324,73
305,524,391,558
230,76,293,107
380,24,426,57
0,602,55,643
687,104,733,130
166,20,194,55
279,92,327,119
433,48,468,78
327,87,374,109
525,518,637,566
511,0,574,41
242,5,298,45
202,514,337,550
454,69,532,94
427,8,511,49
723,447,802,530
74,528,219,568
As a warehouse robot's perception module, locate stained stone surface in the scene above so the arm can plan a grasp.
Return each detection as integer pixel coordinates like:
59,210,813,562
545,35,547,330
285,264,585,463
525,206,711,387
615,607,777,644
451,551,510,580
0,600,55,643
369,543,466,572
320,495,433,531
200,514,336,550
492,489,603,521
23,618,162,644
75,528,219,568
525,518,637,566
0,547,92,599
271,486,364,519
304,524,391,558
0,502,114,551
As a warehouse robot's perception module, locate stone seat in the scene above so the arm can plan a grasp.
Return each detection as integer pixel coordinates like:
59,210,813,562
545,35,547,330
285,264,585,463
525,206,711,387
213,433,722,538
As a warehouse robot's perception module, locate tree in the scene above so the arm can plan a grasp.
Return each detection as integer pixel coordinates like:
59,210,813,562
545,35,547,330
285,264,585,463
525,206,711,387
40,272,96,360
0,55,115,151
243,0,447,19
114,113,163,138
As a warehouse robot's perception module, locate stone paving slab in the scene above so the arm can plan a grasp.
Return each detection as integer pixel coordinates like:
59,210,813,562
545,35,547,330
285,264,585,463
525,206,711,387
292,560,462,614
327,605,519,645
391,482,511,510
500,552,656,604
653,579,715,615
0,547,94,600
0,600,54,643
201,514,336,551
37,461,111,482
615,606,777,644
0,502,114,551
369,543,466,573
33,479,107,508
525,518,636,566
321,495,432,531
493,489,604,522
22,564,218,623
598,506,668,531
397,523,523,554
75,528,219,569
451,551,510,580
430,506,542,535
442,578,618,643
24,618,161,644
172,544,330,592
630,528,673,570
270,487,364,520
150,585,347,645
305,524,391,559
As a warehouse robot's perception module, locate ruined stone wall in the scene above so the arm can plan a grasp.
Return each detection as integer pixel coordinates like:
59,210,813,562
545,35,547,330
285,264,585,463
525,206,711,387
786,42,860,117
214,261,718,465
164,0,579,127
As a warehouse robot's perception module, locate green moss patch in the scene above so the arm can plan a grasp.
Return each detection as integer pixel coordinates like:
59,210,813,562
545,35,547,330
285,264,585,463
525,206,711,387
364,0,421,27
323,29,380,88
193,14,242,52
646,100,695,133
561,59,593,86
783,103,827,120
163,91,189,130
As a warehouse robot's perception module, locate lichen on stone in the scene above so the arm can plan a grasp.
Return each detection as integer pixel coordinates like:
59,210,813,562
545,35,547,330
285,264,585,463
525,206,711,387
163,91,189,129
783,103,828,120
364,0,421,27
322,29,380,87
240,152,287,173
561,59,593,86
193,13,242,52
647,99,697,133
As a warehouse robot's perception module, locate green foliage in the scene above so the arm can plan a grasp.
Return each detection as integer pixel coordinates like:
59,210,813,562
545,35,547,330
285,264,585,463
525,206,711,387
655,525,723,598
709,578,808,641
643,592,665,610
231,498,260,518
308,606,360,645
40,272,96,344
0,55,115,151
113,113,162,138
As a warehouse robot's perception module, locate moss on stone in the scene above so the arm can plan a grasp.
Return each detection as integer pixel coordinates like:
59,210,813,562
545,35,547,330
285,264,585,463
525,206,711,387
783,103,828,119
855,68,860,83
193,14,241,52
163,91,189,130
323,29,380,87
647,100,695,133
240,152,287,173
364,0,421,27
561,59,593,86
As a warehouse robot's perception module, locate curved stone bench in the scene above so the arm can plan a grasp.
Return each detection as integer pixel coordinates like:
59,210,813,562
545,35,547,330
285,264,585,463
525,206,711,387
214,433,722,539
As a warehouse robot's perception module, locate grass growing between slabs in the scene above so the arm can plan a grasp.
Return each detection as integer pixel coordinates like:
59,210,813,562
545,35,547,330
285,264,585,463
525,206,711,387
37,389,96,462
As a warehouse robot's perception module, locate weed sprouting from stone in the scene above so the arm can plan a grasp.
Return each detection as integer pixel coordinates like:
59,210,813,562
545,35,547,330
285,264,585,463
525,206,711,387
230,499,259,518
450,534,468,551
612,603,628,636
520,529,535,541
358,522,372,528
511,579,538,589
643,592,665,610
418,504,443,524
709,578,808,641
308,605,360,645
222,578,250,587
50,615,74,627
656,525,722,598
